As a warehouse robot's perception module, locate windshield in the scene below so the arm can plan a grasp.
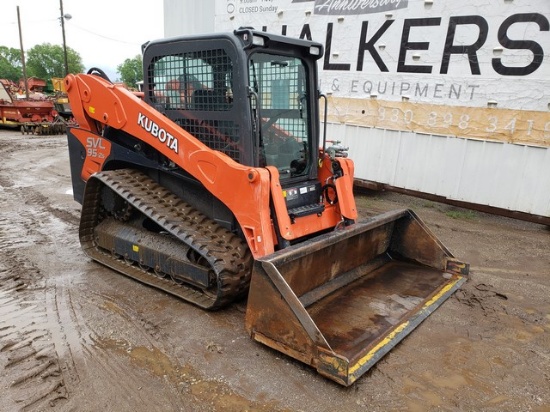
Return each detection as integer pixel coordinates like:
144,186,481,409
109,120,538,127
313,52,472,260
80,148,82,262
249,53,311,179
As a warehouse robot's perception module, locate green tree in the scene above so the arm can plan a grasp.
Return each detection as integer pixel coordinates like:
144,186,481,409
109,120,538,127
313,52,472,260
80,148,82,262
26,43,84,79
0,46,23,82
117,55,143,89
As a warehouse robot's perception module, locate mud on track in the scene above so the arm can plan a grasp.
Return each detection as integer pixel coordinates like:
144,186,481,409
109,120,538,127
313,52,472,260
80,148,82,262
0,129,549,411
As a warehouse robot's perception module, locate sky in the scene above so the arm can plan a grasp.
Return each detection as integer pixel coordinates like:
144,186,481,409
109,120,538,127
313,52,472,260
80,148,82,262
1,0,165,80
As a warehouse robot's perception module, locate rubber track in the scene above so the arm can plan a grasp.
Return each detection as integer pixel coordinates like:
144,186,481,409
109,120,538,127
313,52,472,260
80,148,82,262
79,169,252,310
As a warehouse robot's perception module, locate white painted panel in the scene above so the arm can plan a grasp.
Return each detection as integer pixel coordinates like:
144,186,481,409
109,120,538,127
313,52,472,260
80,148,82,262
514,146,550,213
454,139,488,202
417,134,447,197
490,142,524,209
473,141,505,207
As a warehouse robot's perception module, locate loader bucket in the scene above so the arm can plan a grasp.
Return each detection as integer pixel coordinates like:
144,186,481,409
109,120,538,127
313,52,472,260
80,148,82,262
245,209,469,386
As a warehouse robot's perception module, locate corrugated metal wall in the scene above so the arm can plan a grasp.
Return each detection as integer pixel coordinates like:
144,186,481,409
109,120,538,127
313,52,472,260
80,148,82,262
330,123,550,217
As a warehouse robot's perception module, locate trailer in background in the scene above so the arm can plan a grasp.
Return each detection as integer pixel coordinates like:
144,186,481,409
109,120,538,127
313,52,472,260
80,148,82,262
0,79,67,135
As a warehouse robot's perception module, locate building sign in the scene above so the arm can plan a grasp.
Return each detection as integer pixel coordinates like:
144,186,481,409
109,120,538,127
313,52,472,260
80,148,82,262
304,0,409,16
216,0,550,146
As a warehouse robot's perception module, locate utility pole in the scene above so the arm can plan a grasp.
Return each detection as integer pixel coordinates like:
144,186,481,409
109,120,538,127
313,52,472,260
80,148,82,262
60,0,69,76
17,6,29,99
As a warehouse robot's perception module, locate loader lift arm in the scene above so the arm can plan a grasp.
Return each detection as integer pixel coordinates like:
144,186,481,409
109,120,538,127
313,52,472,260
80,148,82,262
65,73,275,257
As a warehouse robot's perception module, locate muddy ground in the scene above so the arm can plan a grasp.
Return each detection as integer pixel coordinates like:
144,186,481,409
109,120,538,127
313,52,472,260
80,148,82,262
0,129,548,412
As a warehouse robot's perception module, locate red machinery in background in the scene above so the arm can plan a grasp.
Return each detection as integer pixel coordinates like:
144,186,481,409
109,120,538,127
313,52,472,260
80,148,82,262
0,78,69,135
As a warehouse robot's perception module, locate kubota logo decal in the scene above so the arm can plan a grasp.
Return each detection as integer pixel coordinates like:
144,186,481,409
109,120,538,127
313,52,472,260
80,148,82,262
138,113,179,153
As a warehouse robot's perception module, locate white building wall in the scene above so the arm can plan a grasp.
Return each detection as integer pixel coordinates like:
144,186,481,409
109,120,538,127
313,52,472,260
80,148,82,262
164,0,550,222
163,0,215,37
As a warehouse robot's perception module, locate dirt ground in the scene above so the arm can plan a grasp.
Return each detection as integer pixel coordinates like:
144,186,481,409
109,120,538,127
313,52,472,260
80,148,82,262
0,129,548,412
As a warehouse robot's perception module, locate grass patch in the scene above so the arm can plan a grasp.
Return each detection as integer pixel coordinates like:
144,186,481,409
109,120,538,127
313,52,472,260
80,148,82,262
355,195,382,208
420,201,437,209
445,209,478,220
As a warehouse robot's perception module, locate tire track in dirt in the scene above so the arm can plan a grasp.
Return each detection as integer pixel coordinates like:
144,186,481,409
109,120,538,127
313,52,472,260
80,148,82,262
0,252,67,411
0,145,75,410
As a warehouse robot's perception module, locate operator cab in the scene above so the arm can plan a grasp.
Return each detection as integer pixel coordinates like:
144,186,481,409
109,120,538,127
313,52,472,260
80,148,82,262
142,29,325,225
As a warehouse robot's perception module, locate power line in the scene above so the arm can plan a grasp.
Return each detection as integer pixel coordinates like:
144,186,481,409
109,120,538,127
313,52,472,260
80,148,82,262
66,22,143,46
1,19,147,48
0,18,58,25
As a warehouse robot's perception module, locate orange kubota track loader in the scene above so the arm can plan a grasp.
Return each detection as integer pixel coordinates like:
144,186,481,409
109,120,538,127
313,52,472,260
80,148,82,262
65,29,469,386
